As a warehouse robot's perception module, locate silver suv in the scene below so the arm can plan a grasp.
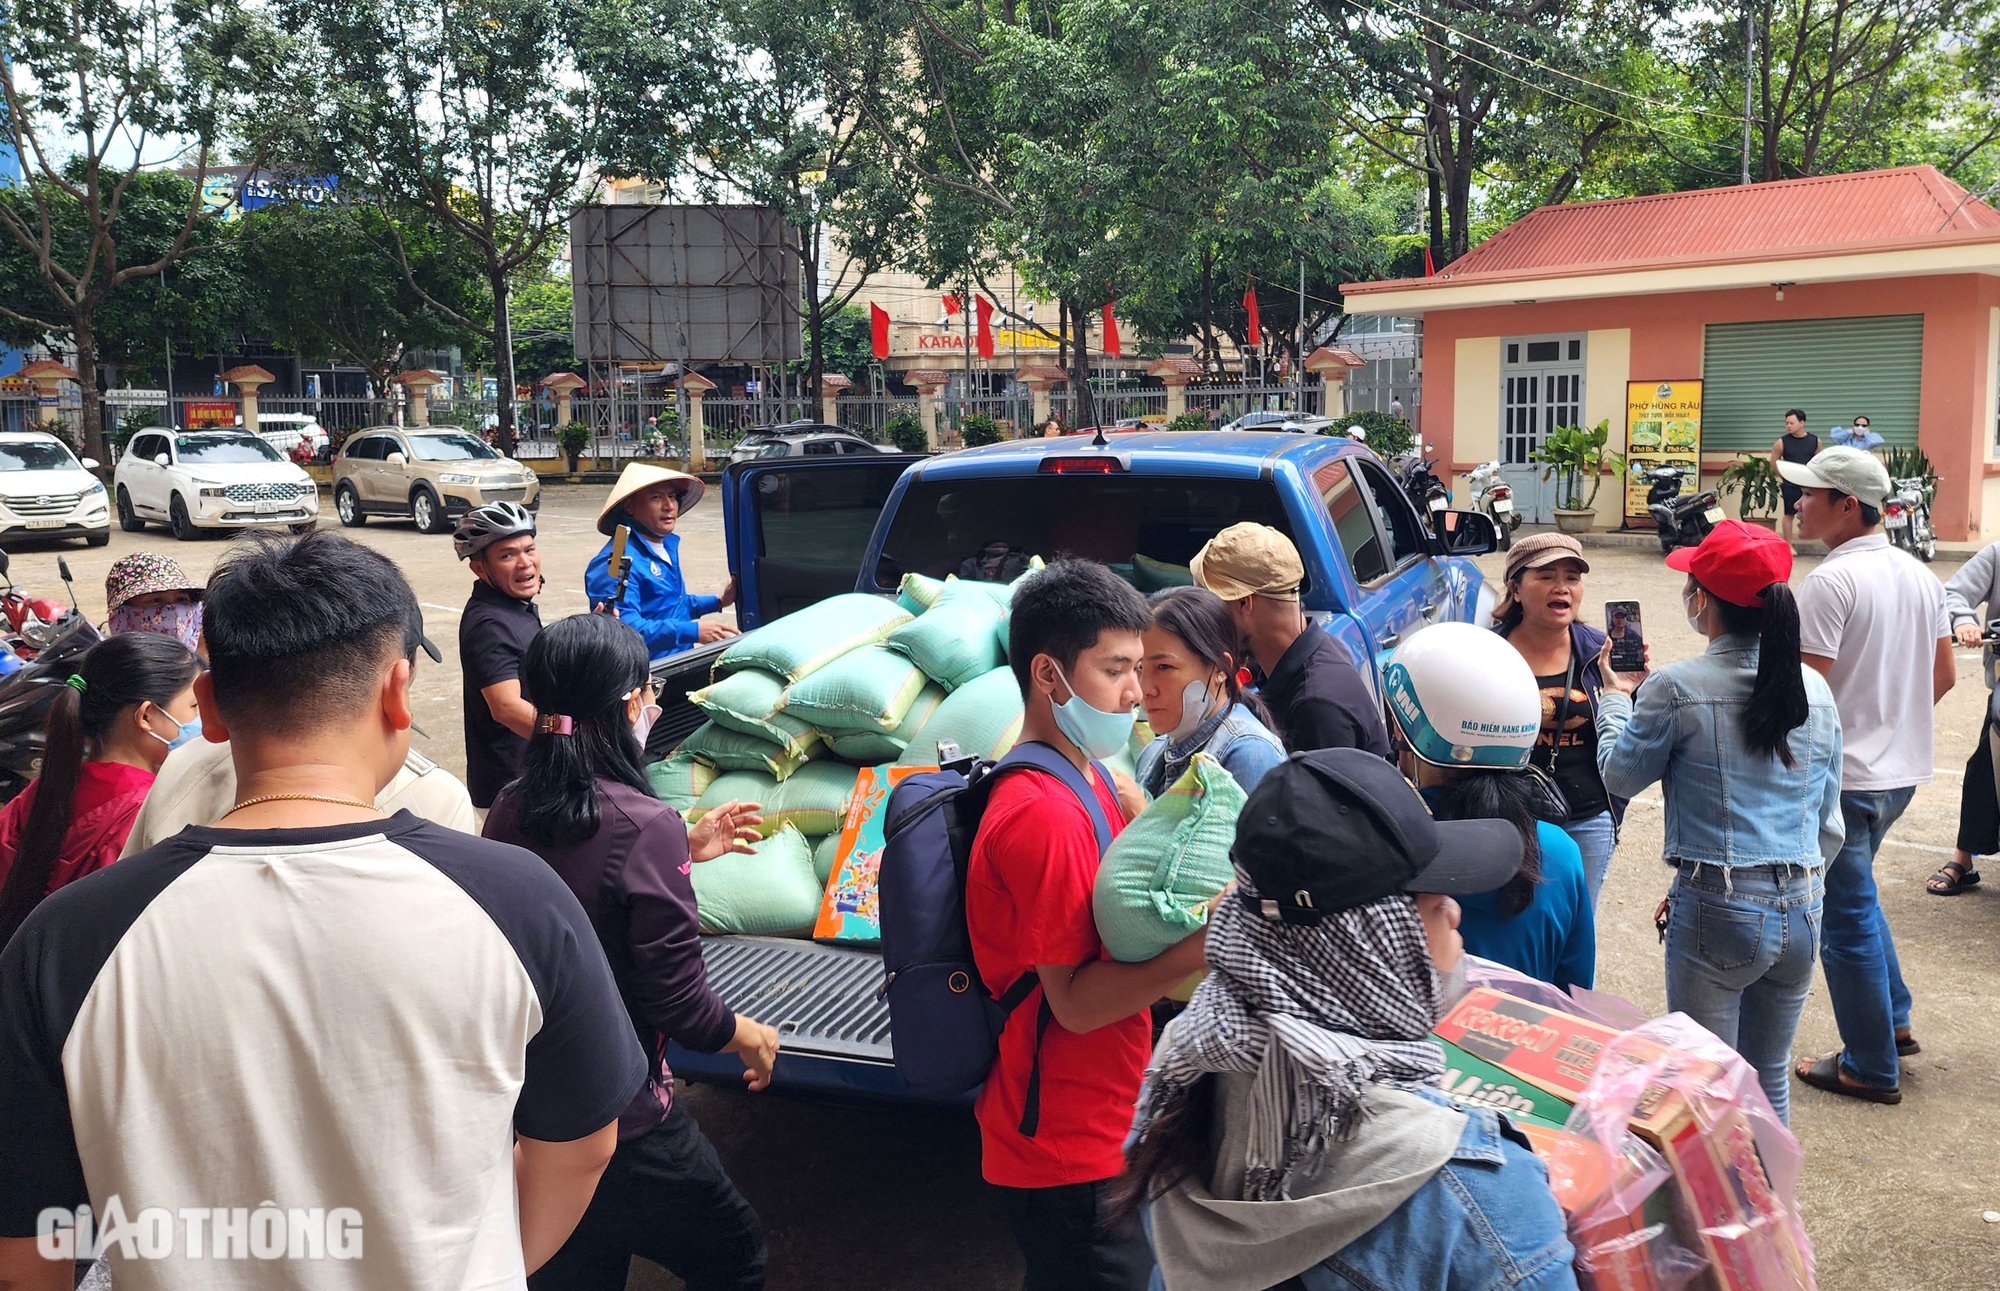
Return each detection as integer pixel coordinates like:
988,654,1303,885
332,427,540,534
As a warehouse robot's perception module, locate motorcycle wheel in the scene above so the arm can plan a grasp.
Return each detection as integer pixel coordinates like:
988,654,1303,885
1659,531,1677,555
1494,514,1513,550
1919,514,1937,562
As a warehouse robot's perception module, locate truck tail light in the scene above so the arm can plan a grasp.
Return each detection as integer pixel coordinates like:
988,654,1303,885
1039,456,1124,474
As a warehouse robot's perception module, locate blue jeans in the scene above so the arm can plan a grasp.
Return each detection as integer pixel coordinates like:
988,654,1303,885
1564,811,1618,907
1665,863,1823,1124
1820,787,1916,1090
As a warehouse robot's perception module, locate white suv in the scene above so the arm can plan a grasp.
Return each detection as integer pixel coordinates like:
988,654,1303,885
115,428,320,541
0,432,111,547
241,413,329,459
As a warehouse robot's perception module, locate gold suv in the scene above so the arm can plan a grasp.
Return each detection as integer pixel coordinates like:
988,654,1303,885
332,427,540,534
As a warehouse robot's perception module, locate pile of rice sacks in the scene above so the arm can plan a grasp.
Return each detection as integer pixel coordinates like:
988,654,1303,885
650,570,1094,938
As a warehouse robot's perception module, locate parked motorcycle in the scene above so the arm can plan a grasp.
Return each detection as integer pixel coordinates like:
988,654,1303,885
1635,464,1724,553
1393,443,1451,527
0,555,98,807
1883,474,1937,562
1466,461,1519,550
0,552,82,660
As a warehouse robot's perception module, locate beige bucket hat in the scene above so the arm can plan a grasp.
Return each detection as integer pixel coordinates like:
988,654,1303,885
597,464,705,536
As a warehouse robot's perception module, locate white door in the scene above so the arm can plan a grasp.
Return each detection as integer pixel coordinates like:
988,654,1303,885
1499,335,1586,523
130,433,169,515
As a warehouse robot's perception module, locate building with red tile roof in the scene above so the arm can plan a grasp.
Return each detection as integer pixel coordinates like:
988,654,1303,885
1346,166,2000,539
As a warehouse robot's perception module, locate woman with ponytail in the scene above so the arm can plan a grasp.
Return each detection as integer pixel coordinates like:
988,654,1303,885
1593,521,1843,1123
0,632,201,945
481,612,778,1291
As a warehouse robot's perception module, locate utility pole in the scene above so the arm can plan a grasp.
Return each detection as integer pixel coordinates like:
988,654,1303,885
1296,257,1306,413
1741,1,1755,185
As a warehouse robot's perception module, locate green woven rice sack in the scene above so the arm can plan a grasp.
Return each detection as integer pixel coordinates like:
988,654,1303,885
897,572,946,615
782,646,929,734
691,824,823,937
1131,554,1195,591
1092,754,1247,962
688,768,778,833
813,833,842,885
826,683,945,763
688,669,816,751
761,759,863,837
647,749,718,812
681,721,821,781
715,593,913,683
950,555,1046,609
896,666,1024,765
886,582,1008,691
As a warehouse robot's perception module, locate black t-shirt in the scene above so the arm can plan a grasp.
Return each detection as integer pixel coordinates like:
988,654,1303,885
1533,662,1609,821
1262,628,1392,758
460,580,542,807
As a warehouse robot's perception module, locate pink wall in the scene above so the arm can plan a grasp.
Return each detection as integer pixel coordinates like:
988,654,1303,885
1416,273,2000,539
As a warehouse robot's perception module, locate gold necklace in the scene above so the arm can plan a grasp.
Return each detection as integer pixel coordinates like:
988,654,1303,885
225,792,378,816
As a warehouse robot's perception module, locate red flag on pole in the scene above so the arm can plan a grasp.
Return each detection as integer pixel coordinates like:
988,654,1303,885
1101,303,1121,359
1242,285,1262,350
869,303,890,359
941,293,961,316
1423,246,1436,277
975,296,995,359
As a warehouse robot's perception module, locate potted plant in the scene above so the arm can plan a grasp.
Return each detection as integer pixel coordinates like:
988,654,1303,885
960,412,1003,446
1718,454,1783,529
1532,420,1622,534
556,421,591,479
884,409,930,454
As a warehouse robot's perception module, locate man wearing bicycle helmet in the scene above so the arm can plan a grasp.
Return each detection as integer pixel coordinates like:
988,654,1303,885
455,501,542,821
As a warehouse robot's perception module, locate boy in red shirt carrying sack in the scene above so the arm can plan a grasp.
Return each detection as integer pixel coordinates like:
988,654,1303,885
965,560,1209,1291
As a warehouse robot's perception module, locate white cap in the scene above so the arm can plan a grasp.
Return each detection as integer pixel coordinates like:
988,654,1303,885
1774,446,1891,511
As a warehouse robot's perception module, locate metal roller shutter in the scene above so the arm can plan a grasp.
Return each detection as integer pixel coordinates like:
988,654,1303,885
1701,315,1923,451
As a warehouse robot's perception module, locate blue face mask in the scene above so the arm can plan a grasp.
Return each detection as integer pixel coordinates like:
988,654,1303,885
144,709,201,753
1051,663,1137,760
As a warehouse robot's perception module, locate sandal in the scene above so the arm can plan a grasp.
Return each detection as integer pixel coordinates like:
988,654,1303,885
1795,1052,1901,1105
1927,860,1981,896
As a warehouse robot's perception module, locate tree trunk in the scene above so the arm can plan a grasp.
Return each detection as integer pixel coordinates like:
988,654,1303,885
802,225,825,400
490,270,518,456
74,316,104,461
1200,251,1217,376
1426,144,1446,270
1057,297,1070,403
1068,299,1094,427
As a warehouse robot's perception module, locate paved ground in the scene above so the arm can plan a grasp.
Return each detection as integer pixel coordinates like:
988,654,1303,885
8,494,1998,1289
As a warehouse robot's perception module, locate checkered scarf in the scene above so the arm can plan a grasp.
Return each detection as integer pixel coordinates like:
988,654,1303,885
1136,868,1445,1201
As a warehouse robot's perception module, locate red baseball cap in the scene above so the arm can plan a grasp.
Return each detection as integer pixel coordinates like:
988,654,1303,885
1664,520,1793,606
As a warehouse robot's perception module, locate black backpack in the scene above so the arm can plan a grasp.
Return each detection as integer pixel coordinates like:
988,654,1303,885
877,742,1113,1133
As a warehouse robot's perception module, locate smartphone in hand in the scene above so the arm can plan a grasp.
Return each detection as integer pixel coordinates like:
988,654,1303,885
1606,601,1644,672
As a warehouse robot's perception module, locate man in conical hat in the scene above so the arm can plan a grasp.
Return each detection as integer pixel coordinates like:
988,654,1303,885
585,464,738,659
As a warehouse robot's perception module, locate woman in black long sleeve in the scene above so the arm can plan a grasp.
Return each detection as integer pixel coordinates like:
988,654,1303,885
484,612,776,1291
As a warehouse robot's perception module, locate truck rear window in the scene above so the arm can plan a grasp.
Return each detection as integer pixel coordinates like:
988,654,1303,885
871,475,1301,592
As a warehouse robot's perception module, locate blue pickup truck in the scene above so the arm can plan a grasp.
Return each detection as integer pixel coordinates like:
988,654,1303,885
650,429,1499,1097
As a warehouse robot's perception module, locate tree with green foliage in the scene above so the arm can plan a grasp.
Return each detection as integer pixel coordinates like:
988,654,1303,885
276,0,634,452
0,0,291,454
507,274,579,387
238,201,484,412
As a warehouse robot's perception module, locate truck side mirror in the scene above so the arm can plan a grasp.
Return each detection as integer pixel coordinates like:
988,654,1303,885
1435,509,1499,555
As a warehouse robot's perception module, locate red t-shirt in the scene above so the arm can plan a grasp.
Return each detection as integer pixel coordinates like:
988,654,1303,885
964,765,1147,1188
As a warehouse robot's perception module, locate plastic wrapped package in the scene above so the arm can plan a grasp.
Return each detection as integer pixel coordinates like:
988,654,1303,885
1565,1016,1815,1291
1527,1122,1706,1291
690,824,823,936
826,685,945,764
689,669,796,745
897,572,946,614
1092,755,1244,962
680,720,820,781
646,749,718,812
885,583,1008,691
895,667,1025,765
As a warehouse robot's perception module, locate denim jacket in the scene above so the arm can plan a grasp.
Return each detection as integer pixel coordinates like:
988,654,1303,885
1595,634,1844,867
1134,702,1287,798
1298,1092,1578,1291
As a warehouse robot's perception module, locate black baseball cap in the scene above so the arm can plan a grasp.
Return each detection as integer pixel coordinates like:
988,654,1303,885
1233,748,1525,925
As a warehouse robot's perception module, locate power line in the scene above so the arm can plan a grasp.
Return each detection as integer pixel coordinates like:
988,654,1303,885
1351,0,1746,124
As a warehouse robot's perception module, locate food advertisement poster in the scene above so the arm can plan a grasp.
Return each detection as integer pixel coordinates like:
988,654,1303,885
1625,380,1702,521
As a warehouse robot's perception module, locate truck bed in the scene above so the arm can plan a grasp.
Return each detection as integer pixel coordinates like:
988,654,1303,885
665,936,940,1101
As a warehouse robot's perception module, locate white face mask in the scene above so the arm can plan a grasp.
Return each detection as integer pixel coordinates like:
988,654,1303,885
1683,587,1704,633
1170,677,1224,741
632,701,661,749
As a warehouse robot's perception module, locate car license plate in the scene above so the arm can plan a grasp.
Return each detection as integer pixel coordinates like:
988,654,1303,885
254,499,284,514
1492,499,1513,513
1885,512,1908,528
24,518,63,529
1703,506,1725,524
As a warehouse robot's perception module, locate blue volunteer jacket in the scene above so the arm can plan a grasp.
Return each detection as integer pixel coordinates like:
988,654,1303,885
585,527,719,658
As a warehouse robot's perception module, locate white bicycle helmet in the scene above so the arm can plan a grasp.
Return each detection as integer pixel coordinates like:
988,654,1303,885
1383,621,1542,770
453,501,537,561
